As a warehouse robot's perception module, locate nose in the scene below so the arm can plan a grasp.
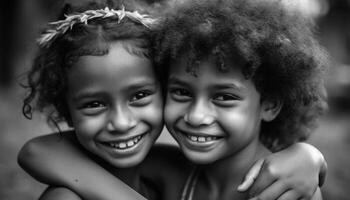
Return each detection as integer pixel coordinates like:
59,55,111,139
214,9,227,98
107,105,137,133
184,99,215,127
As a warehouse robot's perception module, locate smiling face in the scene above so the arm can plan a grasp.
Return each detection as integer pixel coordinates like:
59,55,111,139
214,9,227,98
66,41,163,168
164,56,277,164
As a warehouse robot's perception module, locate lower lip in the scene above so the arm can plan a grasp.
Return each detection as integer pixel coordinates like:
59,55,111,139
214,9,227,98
98,133,148,157
177,130,223,151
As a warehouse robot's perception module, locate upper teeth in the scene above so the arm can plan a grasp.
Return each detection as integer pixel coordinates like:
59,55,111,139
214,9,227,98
187,135,217,142
108,135,143,149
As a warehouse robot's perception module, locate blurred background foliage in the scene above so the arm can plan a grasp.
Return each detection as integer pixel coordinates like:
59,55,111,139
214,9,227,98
1,0,350,199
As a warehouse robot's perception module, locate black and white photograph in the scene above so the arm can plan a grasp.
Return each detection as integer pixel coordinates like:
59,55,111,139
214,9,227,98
1,0,349,199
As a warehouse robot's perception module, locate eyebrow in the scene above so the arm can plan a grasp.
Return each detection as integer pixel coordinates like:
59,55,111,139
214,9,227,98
126,82,158,91
168,77,190,87
73,91,107,101
73,81,157,101
212,84,244,91
168,76,245,91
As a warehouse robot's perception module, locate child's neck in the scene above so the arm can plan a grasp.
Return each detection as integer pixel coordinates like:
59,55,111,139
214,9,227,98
88,152,144,194
111,166,142,190
111,166,154,198
198,139,270,200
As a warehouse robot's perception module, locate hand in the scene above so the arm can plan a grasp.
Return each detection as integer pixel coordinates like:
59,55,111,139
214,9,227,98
237,143,327,200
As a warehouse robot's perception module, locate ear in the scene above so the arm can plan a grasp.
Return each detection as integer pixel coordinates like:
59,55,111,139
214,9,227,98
261,99,283,122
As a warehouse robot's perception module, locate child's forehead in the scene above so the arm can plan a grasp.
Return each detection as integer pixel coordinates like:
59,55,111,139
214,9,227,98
167,56,254,94
69,38,152,67
169,53,246,75
68,42,157,89
95,39,150,56
72,41,153,72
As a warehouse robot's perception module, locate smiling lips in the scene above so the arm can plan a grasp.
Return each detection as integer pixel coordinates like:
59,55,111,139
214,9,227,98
178,129,223,144
187,134,218,142
102,133,146,150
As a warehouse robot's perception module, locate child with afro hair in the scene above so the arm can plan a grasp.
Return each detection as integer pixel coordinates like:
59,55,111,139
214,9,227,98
156,0,328,151
155,0,328,199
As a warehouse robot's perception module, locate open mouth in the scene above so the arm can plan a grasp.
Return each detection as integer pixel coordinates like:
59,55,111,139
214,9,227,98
186,134,218,143
178,129,223,144
102,133,146,150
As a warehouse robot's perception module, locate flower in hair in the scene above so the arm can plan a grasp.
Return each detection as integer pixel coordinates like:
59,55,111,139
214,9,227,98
37,7,158,47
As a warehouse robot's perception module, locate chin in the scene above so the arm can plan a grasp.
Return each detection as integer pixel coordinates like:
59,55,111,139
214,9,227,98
182,149,220,165
101,146,150,168
109,153,146,168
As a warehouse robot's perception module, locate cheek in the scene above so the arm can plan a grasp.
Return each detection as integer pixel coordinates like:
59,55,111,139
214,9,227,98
146,106,163,128
218,107,261,140
72,114,106,139
67,104,105,138
164,98,184,126
218,109,254,133
136,99,164,129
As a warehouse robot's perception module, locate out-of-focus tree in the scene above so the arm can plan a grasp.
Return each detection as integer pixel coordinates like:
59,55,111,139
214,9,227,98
318,0,350,112
1,0,65,87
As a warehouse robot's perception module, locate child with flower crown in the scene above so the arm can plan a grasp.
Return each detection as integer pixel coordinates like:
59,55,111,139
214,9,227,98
20,2,163,199
18,1,327,200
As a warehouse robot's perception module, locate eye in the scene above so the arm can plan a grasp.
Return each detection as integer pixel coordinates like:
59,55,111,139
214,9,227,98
80,101,106,115
130,91,151,101
130,90,153,106
170,88,192,97
169,88,192,102
213,93,240,106
214,94,238,101
82,101,105,108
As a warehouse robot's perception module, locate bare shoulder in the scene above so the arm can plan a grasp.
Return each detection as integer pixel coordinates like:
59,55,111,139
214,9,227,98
39,187,81,200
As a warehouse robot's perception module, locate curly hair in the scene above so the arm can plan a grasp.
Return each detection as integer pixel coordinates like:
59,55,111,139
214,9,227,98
155,0,328,151
22,2,157,128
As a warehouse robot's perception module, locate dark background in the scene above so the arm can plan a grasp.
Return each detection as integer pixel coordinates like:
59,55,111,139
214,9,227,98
1,0,350,199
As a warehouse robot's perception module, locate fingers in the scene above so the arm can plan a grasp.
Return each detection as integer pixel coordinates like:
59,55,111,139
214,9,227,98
276,190,299,200
249,190,300,200
248,180,317,200
237,159,264,192
251,180,289,200
247,159,278,197
242,143,324,199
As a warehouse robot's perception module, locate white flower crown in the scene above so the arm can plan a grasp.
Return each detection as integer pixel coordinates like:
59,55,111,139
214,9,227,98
37,7,159,47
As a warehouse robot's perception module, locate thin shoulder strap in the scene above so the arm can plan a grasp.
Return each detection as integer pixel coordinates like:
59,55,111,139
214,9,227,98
180,166,199,200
